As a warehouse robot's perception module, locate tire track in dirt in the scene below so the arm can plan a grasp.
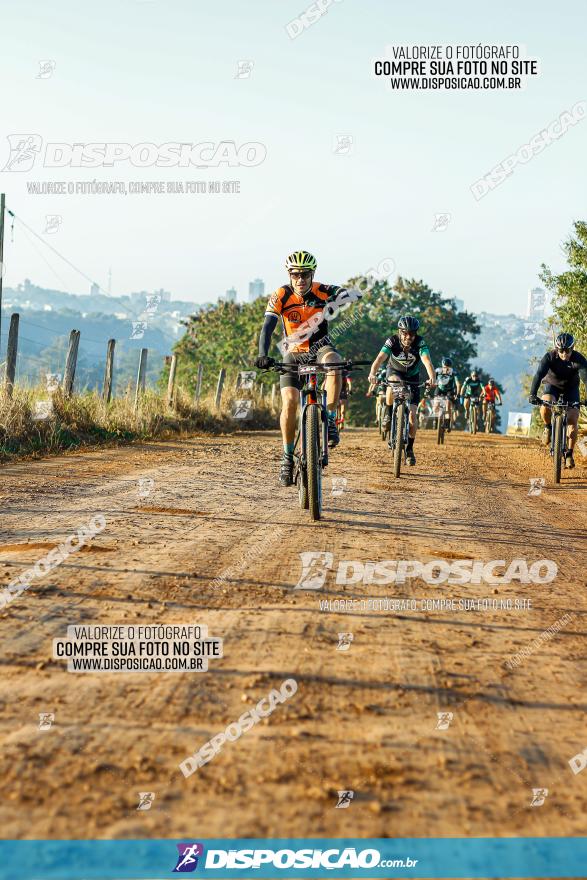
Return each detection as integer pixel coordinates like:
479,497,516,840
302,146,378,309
0,428,585,839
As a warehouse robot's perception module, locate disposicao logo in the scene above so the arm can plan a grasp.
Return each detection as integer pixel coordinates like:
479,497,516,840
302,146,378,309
173,843,204,872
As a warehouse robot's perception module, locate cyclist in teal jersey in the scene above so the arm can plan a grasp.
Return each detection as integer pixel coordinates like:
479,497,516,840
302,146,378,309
460,370,485,424
368,315,435,465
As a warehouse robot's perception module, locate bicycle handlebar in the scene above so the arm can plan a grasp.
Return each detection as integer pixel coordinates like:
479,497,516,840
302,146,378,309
536,397,587,408
385,378,432,388
260,359,371,374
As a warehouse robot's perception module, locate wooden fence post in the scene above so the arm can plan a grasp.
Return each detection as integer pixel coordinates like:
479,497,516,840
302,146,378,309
215,367,226,409
166,354,178,407
62,329,80,397
103,338,116,403
134,348,148,411
194,362,203,403
4,312,19,398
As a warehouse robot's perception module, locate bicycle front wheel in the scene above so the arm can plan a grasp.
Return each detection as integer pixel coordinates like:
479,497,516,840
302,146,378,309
393,404,405,478
553,415,563,484
306,404,322,520
437,413,444,445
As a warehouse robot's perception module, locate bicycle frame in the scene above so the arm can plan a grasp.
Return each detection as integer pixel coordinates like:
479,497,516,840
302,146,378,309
388,381,411,454
432,396,449,421
547,402,571,459
295,369,328,469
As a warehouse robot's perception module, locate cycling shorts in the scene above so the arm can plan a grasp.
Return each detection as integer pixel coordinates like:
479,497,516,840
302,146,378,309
279,343,340,391
385,369,421,404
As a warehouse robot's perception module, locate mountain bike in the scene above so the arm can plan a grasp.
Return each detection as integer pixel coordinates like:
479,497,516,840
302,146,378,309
537,396,587,483
467,397,483,434
263,359,369,520
484,400,501,434
432,395,450,445
385,378,429,478
376,389,387,439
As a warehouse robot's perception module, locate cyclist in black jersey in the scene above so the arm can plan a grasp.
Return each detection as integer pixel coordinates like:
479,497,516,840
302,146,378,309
529,332,587,468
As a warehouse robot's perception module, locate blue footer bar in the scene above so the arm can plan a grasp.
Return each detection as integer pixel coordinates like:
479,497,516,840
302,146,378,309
0,838,586,880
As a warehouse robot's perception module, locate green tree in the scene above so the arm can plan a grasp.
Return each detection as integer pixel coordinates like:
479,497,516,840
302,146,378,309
170,275,481,424
541,220,587,351
171,299,268,396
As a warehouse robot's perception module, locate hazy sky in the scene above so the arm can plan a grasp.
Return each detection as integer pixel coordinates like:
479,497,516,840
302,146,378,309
1,0,586,314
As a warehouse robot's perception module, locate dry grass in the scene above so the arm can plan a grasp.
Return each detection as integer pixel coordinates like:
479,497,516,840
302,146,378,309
0,385,278,461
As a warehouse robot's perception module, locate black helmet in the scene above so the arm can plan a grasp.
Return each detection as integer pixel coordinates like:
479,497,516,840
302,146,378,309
555,332,574,351
488,377,495,386
471,369,479,378
398,315,419,332
441,357,452,367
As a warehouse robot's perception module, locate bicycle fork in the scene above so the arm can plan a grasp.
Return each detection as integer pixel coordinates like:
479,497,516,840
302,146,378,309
299,383,329,469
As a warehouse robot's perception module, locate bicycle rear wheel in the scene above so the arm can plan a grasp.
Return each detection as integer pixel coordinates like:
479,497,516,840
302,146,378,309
437,412,444,445
471,405,477,434
306,404,322,520
553,415,563,484
393,404,404,478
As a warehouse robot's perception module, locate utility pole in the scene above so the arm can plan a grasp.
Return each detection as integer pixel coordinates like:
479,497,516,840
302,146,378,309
0,193,5,354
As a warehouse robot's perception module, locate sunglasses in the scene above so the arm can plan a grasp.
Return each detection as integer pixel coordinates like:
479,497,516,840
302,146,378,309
558,347,573,354
289,270,312,280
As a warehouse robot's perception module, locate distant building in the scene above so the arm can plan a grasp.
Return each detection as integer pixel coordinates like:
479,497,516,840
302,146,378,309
453,297,464,311
248,278,265,302
527,287,548,320
225,287,237,303
90,282,100,297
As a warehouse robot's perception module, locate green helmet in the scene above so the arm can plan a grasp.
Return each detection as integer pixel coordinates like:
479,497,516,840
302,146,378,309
285,250,317,271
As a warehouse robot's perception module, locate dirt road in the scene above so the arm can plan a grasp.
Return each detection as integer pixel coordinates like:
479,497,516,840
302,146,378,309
0,427,586,840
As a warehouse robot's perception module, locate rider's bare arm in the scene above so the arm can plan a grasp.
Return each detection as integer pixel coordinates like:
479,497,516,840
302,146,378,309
421,352,436,385
369,351,387,383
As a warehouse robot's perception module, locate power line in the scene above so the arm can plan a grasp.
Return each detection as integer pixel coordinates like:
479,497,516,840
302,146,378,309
19,318,106,346
7,209,143,321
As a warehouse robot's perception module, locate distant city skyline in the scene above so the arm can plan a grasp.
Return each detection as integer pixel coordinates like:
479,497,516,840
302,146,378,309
1,0,584,317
